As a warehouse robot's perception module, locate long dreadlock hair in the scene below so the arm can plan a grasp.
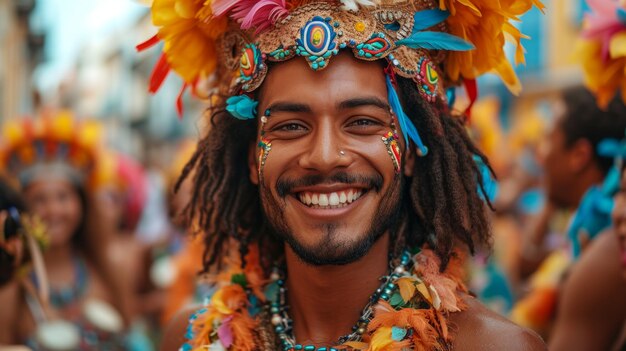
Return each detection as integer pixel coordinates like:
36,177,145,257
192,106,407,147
177,75,493,274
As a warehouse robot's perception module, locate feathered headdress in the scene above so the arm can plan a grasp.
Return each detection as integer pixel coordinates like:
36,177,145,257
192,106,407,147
576,0,626,108
138,0,544,116
0,111,112,189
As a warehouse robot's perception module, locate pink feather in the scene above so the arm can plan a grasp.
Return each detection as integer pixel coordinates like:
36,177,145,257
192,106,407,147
217,316,234,348
240,0,289,33
211,0,242,17
211,0,287,32
584,0,618,18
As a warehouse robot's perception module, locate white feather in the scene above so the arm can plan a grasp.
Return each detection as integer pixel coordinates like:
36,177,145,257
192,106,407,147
340,0,381,11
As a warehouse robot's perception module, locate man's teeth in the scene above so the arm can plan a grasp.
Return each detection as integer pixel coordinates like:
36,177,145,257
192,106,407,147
297,190,363,208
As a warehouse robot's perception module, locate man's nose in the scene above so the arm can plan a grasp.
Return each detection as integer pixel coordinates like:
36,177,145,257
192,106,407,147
297,118,352,173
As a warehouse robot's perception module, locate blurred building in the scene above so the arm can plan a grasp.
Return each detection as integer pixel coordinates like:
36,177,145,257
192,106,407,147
0,0,43,122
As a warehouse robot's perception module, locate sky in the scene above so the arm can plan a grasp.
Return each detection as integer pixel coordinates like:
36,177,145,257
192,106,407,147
30,0,148,91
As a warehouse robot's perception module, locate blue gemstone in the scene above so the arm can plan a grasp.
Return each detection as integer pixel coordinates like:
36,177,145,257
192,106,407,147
304,346,315,351
295,346,303,350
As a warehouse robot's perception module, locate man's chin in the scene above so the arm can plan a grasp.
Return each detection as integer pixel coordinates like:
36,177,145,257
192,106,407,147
288,243,371,266
283,230,384,266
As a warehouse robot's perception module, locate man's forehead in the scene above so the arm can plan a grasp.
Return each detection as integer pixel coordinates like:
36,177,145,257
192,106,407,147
258,52,388,106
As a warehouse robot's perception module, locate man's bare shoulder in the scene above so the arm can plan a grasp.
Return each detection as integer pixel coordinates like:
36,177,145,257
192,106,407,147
160,305,202,351
449,294,547,351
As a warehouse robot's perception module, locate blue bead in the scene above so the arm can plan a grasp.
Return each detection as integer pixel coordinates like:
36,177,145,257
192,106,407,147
304,346,315,351
294,346,303,350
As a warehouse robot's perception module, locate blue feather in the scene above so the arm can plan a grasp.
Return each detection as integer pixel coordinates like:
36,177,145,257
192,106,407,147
598,137,626,160
446,87,456,108
226,94,258,120
412,9,450,33
386,75,429,156
397,31,475,51
473,155,498,202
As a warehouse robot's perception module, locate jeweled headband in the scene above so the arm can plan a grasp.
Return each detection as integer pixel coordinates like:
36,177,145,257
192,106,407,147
138,0,544,116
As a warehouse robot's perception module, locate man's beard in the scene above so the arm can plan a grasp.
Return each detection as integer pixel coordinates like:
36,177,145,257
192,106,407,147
260,171,403,266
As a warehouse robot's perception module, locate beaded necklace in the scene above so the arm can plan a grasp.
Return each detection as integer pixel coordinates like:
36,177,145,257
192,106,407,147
268,251,413,351
30,255,89,309
181,247,466,351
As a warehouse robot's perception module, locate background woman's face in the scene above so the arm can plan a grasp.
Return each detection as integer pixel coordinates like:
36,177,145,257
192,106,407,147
24,179,83,248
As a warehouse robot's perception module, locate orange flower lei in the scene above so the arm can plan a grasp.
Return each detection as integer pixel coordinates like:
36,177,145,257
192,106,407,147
181,248,467,351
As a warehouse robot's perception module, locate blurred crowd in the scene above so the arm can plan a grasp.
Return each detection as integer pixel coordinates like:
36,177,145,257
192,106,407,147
1,0,626,350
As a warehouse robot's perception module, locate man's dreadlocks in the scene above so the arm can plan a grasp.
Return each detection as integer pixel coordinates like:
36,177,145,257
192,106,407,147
178,76,493,273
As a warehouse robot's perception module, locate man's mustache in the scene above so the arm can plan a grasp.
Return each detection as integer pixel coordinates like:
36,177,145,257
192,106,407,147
276,171,384,198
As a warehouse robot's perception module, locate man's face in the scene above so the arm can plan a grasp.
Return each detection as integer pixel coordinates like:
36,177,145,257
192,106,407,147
250,53,406,265
611,169,626,278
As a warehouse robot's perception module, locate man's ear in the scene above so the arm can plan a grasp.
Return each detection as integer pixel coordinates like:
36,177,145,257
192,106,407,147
248,141,259,185
568,138,594,173
403,144,416,177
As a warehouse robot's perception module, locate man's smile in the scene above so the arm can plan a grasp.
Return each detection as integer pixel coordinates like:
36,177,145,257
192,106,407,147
296,188,365,208
283,182,374,220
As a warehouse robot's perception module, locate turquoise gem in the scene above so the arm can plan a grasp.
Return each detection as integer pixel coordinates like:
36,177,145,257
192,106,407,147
392,326,408,341
318,348,327,351
295,346,303,350
304,346,315,351
381,293,389,300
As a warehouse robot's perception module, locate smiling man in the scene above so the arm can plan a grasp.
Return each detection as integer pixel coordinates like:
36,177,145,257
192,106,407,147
140,0,546,350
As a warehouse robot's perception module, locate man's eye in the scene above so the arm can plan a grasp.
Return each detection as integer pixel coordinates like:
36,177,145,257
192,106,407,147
347,118,381,127
275,123,308,132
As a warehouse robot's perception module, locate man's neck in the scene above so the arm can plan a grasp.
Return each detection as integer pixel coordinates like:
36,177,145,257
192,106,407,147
284,234,390,346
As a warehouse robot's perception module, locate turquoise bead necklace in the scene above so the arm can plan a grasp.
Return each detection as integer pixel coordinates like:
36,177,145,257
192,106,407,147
268,250,413,351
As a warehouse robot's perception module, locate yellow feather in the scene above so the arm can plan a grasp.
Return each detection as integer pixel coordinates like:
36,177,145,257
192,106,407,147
368,326,394,351
415,282,432,304
610,32,626,59
396,277,417,303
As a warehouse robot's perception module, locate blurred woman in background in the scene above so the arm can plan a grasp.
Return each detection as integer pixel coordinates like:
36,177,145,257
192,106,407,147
0,111,138,350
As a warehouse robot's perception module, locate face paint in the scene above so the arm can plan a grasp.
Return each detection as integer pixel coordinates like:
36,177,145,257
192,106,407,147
381,117,402,173
258,109,272,179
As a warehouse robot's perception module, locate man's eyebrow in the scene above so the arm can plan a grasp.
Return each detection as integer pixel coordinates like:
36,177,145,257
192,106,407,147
338,97,390,112
266,102,312,114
